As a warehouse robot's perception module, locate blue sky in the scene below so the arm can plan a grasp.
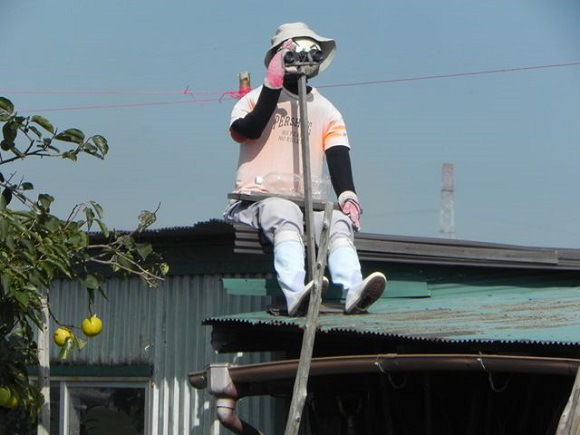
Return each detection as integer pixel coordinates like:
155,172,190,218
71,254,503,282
2,0,580,248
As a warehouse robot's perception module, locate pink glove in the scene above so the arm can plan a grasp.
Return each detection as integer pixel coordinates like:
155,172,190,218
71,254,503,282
264,39,296,89
338,191,362,232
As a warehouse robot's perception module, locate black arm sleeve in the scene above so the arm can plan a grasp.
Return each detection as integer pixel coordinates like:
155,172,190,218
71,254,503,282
326,145,356,196
230,86,282,139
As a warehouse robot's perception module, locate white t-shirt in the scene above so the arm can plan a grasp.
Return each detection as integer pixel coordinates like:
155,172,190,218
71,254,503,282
230,85,350,196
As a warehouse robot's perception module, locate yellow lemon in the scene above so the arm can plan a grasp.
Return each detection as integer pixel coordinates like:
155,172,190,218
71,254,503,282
3,390,18,409
81,314,103,337
53,327,72,347
0,386,11,407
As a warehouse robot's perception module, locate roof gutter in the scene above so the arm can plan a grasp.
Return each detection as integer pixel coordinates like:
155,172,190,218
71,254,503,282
191,353,580,390
190,354,579,434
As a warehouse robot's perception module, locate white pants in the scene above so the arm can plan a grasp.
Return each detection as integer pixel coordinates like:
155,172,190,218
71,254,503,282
224,197,363,296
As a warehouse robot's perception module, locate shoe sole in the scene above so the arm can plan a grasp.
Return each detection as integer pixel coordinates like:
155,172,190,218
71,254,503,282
346,274,386,315
289,278,329,317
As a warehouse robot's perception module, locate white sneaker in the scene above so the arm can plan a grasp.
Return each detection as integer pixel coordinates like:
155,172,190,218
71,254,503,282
287,276,329,317
344,272,386,314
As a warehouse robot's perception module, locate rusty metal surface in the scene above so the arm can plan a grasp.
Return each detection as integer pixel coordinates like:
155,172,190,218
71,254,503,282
205,279,580,346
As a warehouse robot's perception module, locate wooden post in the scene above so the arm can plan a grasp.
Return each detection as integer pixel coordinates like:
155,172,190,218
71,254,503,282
37,289,50,435
556,366,580,434
284,68,331,435
285,202,333,435
238,72,251,98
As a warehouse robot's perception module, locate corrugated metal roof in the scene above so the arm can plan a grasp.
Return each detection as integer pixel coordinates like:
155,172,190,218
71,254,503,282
205,278,580,346
92,219,580,271
231,222,580,270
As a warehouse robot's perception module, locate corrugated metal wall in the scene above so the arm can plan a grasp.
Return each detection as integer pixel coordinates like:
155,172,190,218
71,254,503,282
49,275,284,434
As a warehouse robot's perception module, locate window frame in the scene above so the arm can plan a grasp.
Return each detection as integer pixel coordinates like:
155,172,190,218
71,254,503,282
50,377,151,435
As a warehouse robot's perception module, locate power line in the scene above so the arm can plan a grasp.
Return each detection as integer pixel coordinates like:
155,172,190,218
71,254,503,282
318,61,580,89
0,86,226,96
21,97,223,113
5,60,580,113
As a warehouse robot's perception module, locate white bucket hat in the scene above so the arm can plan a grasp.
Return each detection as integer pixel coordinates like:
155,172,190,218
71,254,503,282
264,22,336,77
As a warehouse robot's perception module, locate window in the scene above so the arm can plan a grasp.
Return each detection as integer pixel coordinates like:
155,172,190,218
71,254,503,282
50,380,149,435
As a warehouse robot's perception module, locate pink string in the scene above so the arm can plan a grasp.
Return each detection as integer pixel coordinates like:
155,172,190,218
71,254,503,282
219,85,251,101
4,60,578,113
21,98,222,113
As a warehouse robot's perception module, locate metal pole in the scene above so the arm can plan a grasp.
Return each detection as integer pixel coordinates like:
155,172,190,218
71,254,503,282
297,73,316,280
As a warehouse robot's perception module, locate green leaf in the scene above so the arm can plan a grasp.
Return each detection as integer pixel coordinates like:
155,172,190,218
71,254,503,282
97,285,109,301
43,256,72,278
13,116,26,125
30,115,55,134
13,290,30,308
67,232,88,248
138,210,156,230
82,143,98,155
160,263,170,276
28,125,42,138
135,242,153,260
1,273,12,295
0,97,14,120
37,193,54,212
84,207,94,230
61,151,78,161
82,274,101,290
0,217,9,242
43,138,56,149
0,139,12,151
89,201,103,218
3,121,17,142
96,219,109,238
45,216,61,232
117,255,134,271
78,231,88,247
91,135,109,156
74,336,87,351
20,182,33,191
58,337,74,360
55,128,85,144
2,188,13,206
27,310,43,329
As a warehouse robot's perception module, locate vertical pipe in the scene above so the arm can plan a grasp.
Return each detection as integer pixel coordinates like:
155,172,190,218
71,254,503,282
439,163,455,239
297,73,316,280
